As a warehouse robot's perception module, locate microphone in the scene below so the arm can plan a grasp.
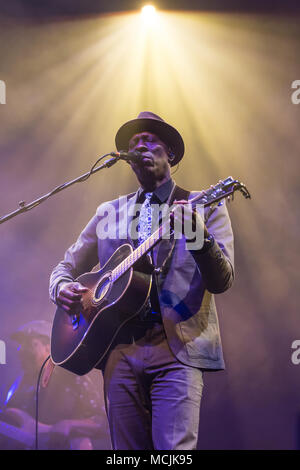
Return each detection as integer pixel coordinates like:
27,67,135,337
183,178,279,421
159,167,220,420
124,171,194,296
111,150,142,163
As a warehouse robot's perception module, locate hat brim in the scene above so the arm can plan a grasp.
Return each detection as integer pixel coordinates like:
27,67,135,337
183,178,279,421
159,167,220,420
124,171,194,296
10,321,51,342
10,331,49,342
10,331,31,342
115,118,184,167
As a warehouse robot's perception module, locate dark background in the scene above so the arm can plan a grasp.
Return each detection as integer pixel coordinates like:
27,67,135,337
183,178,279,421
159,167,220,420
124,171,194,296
1,0,300,16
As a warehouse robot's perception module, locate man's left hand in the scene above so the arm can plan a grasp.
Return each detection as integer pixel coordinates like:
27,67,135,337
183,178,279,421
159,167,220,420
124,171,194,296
171,199,209,240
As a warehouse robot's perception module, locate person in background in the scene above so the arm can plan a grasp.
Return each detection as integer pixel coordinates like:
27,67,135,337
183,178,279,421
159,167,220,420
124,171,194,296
0,320,111,450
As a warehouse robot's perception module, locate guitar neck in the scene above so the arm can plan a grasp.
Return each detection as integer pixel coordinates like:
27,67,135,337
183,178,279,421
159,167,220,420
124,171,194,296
111,190,217,281
111,225,164,281
111,177,250,281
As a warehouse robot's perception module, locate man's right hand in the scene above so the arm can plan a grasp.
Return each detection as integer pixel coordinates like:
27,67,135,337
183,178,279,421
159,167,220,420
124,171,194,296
57,282,88,315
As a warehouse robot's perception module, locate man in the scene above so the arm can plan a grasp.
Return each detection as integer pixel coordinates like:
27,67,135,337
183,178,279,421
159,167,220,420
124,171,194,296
49,111,234,450
0,320,110,450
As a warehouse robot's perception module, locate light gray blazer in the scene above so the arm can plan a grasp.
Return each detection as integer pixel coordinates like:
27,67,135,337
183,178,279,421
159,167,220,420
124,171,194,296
49,186,234,370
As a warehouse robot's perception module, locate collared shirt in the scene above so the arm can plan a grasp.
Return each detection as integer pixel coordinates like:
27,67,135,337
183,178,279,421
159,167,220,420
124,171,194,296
136,178,175,206
134,178,175,322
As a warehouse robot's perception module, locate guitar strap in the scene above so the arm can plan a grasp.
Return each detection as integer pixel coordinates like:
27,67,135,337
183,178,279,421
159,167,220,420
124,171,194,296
170,184,191,205
151,184,190,280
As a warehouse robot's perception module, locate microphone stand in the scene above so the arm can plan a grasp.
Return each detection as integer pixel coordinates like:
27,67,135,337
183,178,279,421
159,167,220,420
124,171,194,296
0,152,121,225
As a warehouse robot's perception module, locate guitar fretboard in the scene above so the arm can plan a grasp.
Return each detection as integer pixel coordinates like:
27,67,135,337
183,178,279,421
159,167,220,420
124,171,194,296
110,177,249,282
110,192,205,282
111,224,165,281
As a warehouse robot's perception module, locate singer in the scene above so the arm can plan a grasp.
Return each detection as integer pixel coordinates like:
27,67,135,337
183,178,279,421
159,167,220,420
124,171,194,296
49,111,234,450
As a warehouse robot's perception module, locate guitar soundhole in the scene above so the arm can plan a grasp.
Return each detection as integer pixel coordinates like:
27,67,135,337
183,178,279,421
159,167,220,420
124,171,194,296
93,273,112,305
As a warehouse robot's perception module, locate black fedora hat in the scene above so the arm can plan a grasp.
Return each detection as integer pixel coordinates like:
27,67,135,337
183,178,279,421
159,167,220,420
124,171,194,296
115,111,185,166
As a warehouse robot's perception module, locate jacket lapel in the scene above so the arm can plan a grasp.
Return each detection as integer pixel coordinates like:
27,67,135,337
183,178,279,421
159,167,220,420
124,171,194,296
121,190,139,247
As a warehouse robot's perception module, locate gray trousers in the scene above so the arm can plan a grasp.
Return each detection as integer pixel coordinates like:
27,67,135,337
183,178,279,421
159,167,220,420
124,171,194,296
101,321,204,450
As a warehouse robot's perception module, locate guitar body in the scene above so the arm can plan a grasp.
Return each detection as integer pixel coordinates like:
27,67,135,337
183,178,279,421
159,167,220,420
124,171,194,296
51,244,152,375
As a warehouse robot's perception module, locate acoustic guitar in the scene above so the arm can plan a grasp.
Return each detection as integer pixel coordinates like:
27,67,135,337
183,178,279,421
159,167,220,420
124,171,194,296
51,177,250,375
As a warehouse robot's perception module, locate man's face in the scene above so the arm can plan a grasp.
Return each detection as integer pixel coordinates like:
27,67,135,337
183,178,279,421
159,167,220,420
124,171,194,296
128,131,171,185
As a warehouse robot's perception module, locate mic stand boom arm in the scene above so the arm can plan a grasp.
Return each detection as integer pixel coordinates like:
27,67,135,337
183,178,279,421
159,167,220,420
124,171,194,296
0,153,121,225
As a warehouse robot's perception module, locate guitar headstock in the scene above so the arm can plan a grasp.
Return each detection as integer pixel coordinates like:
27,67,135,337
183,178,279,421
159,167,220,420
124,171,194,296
198,177,251,207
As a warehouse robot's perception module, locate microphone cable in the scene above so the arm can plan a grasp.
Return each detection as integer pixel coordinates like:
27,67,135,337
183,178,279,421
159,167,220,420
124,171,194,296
35,354,51,450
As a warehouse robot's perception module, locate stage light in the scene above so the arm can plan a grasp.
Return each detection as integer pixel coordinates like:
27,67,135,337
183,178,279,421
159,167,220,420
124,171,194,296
141,5,157,25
